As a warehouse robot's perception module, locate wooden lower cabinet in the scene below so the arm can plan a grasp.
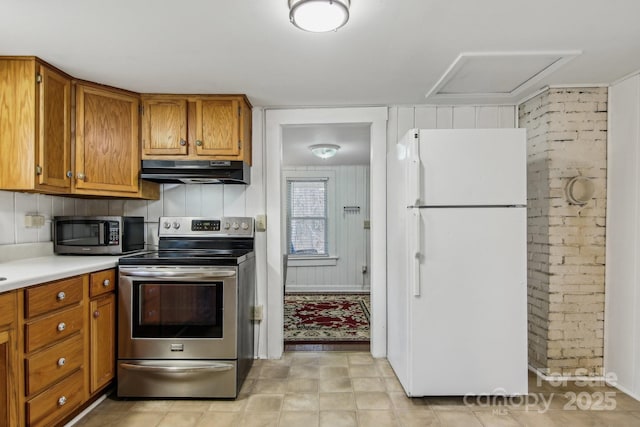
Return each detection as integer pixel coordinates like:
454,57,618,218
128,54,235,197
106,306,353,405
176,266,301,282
0,291,19,427
90,293,115,393
16,268,117,426
25,369,84,427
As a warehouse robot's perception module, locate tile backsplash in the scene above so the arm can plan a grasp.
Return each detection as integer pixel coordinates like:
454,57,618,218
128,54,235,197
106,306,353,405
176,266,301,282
0,184,248,248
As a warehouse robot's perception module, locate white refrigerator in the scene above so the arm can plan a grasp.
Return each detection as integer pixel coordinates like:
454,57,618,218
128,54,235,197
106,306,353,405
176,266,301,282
387,128,528,396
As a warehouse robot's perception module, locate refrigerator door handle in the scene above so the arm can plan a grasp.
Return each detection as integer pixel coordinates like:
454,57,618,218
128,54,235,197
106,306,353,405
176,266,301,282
411,209,421,297
409,135,421,206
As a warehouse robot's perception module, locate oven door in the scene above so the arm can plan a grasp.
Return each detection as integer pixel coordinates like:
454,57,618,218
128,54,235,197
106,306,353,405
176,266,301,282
118,266,237,359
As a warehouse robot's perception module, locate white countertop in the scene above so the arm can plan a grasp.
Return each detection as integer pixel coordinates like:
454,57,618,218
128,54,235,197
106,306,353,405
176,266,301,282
0,255,121,293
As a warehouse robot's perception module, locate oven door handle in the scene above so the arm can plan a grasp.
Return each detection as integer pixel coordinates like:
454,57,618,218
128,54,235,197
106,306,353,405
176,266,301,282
119,270,236,279
119,362,234,373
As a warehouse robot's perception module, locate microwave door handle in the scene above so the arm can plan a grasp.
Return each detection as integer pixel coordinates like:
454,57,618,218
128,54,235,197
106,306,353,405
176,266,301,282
99,222,106,245
120,270,236,279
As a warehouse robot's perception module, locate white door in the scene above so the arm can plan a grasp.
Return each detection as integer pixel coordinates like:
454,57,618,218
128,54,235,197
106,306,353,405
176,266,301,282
403,129,527,207
406,206,528,396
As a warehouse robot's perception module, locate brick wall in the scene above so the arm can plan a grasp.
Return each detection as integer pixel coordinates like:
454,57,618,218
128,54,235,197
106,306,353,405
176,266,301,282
519,87,607,376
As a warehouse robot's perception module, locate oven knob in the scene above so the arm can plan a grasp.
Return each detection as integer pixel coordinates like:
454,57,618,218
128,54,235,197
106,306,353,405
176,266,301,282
173,222,181,229
232,222,240,230
224,222,231,230
163,222,171,229
241,222,249,230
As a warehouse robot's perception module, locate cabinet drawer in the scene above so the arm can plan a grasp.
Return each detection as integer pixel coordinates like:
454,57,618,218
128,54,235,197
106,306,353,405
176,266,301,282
25,334,84,396
26,368,84,427
25,305,83,353
0,291,16,326
25,276,84,318
89,269,115,298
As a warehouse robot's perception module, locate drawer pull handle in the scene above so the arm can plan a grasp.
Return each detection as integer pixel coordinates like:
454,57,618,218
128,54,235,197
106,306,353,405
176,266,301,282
57,322,66,332
58,396,67,407
93,310,100,318
57,357,66,367
103,279,110,287
57,291,66,301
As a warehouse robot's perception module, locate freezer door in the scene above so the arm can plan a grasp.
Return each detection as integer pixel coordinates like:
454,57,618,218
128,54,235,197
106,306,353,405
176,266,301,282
407,207,528,396
409,129,526,206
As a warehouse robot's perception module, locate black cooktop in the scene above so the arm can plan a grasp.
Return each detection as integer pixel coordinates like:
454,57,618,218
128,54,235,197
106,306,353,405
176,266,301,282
118,249,254,266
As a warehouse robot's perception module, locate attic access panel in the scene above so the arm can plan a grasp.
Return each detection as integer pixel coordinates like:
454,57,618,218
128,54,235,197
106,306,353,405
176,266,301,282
426,51,581,103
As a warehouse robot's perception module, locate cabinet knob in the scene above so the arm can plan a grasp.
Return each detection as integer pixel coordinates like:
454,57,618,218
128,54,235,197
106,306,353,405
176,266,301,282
58,396,67,407
195,140,203,146
179,139,187,146
57,357,66,367
36,165,43,175
66,170,73,178
57,291,66,301
77,172,86,180
93,310,100,318
57,322,66,332
103,279,110,287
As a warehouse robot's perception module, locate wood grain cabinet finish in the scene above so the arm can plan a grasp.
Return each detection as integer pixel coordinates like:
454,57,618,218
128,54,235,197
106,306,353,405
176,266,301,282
25,334,84,396
141,94,252,164
75,83,141,195
24,276,84,319
0,57,72,193
89,293,115,393
25,368,84,427
89,269,116,299
24,305,84,354
0,291,19,427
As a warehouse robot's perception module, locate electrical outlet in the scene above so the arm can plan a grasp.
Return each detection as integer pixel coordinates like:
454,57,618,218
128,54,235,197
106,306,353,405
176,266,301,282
251,305,264,321
25,214,45,228
255,214,267,232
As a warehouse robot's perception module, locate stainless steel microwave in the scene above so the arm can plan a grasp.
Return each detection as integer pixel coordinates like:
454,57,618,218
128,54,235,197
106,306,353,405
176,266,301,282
53,216,145,255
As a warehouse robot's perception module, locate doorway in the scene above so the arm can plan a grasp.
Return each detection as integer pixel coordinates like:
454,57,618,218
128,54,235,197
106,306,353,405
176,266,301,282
264,107,388,359
281,124,371,351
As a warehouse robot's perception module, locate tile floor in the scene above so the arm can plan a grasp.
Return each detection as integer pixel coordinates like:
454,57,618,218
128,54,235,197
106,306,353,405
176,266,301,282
75,351,640,427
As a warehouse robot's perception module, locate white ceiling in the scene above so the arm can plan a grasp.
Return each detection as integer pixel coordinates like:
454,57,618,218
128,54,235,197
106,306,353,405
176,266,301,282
1,0,639,107
282,124,370,166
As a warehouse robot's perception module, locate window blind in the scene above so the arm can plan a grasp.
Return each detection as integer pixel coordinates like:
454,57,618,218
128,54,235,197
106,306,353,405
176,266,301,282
287,179,328,256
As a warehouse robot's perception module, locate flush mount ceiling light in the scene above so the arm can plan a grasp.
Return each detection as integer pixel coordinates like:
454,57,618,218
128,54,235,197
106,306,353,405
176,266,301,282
289,0,350,33
310,144,340,159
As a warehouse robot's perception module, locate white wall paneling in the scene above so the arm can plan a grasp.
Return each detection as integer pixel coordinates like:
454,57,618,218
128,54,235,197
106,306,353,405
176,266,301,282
284,165,371,293
605,74,640,399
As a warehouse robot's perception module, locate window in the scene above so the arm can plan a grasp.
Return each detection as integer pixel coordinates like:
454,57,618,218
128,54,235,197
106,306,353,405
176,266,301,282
287,178,328,256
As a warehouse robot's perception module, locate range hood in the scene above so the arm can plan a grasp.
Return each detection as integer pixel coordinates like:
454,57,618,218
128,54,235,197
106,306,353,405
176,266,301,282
141,160,250,184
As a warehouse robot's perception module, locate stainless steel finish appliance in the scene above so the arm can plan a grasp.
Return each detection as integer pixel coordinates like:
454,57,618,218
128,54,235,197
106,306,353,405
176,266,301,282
53,216,144,255
140,160,250,184
117,216,255,398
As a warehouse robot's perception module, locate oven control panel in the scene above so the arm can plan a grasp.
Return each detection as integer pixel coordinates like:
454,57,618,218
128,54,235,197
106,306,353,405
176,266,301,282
159,217,254,237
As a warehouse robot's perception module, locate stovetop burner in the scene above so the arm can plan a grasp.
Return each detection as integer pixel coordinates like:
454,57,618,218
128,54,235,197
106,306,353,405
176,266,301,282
118,216,255,266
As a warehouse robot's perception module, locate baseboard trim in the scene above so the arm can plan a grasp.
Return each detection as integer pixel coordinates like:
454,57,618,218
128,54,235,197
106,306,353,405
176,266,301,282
285,285,370,293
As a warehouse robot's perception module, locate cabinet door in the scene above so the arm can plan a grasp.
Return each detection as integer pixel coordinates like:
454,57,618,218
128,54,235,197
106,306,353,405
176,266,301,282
36,65,71,191
75,84,140,194
195,98,240,157
90,294,115,393
142,98,188,156
0,291,19,427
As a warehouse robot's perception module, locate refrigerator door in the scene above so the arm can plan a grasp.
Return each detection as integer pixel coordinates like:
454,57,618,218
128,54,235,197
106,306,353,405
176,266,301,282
403,129,527,207
406,206,528,396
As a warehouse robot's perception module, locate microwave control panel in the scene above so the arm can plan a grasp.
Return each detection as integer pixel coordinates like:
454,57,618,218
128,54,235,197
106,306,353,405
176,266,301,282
108,221,120,244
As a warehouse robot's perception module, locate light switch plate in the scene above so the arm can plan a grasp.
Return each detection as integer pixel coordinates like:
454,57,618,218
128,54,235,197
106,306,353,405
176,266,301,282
255,214,267,232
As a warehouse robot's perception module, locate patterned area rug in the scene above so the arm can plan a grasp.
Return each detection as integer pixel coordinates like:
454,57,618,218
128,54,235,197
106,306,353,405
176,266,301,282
284,294,370,342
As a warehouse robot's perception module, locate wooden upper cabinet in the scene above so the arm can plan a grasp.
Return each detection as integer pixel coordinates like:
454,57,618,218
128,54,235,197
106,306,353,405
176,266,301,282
0,57,71,193
75,83,140,195
141,95,252,164
142,98,188,156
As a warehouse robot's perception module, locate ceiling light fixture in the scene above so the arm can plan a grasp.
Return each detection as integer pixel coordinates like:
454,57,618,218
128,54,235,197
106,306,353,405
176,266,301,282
289,0,350,33
310,144,341,159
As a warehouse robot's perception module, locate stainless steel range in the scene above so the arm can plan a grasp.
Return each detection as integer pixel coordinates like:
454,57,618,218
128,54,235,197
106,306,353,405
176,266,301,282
117,216,255,398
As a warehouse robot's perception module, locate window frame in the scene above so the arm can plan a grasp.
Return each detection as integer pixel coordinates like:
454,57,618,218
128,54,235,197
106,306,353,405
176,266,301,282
282,169,337,267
